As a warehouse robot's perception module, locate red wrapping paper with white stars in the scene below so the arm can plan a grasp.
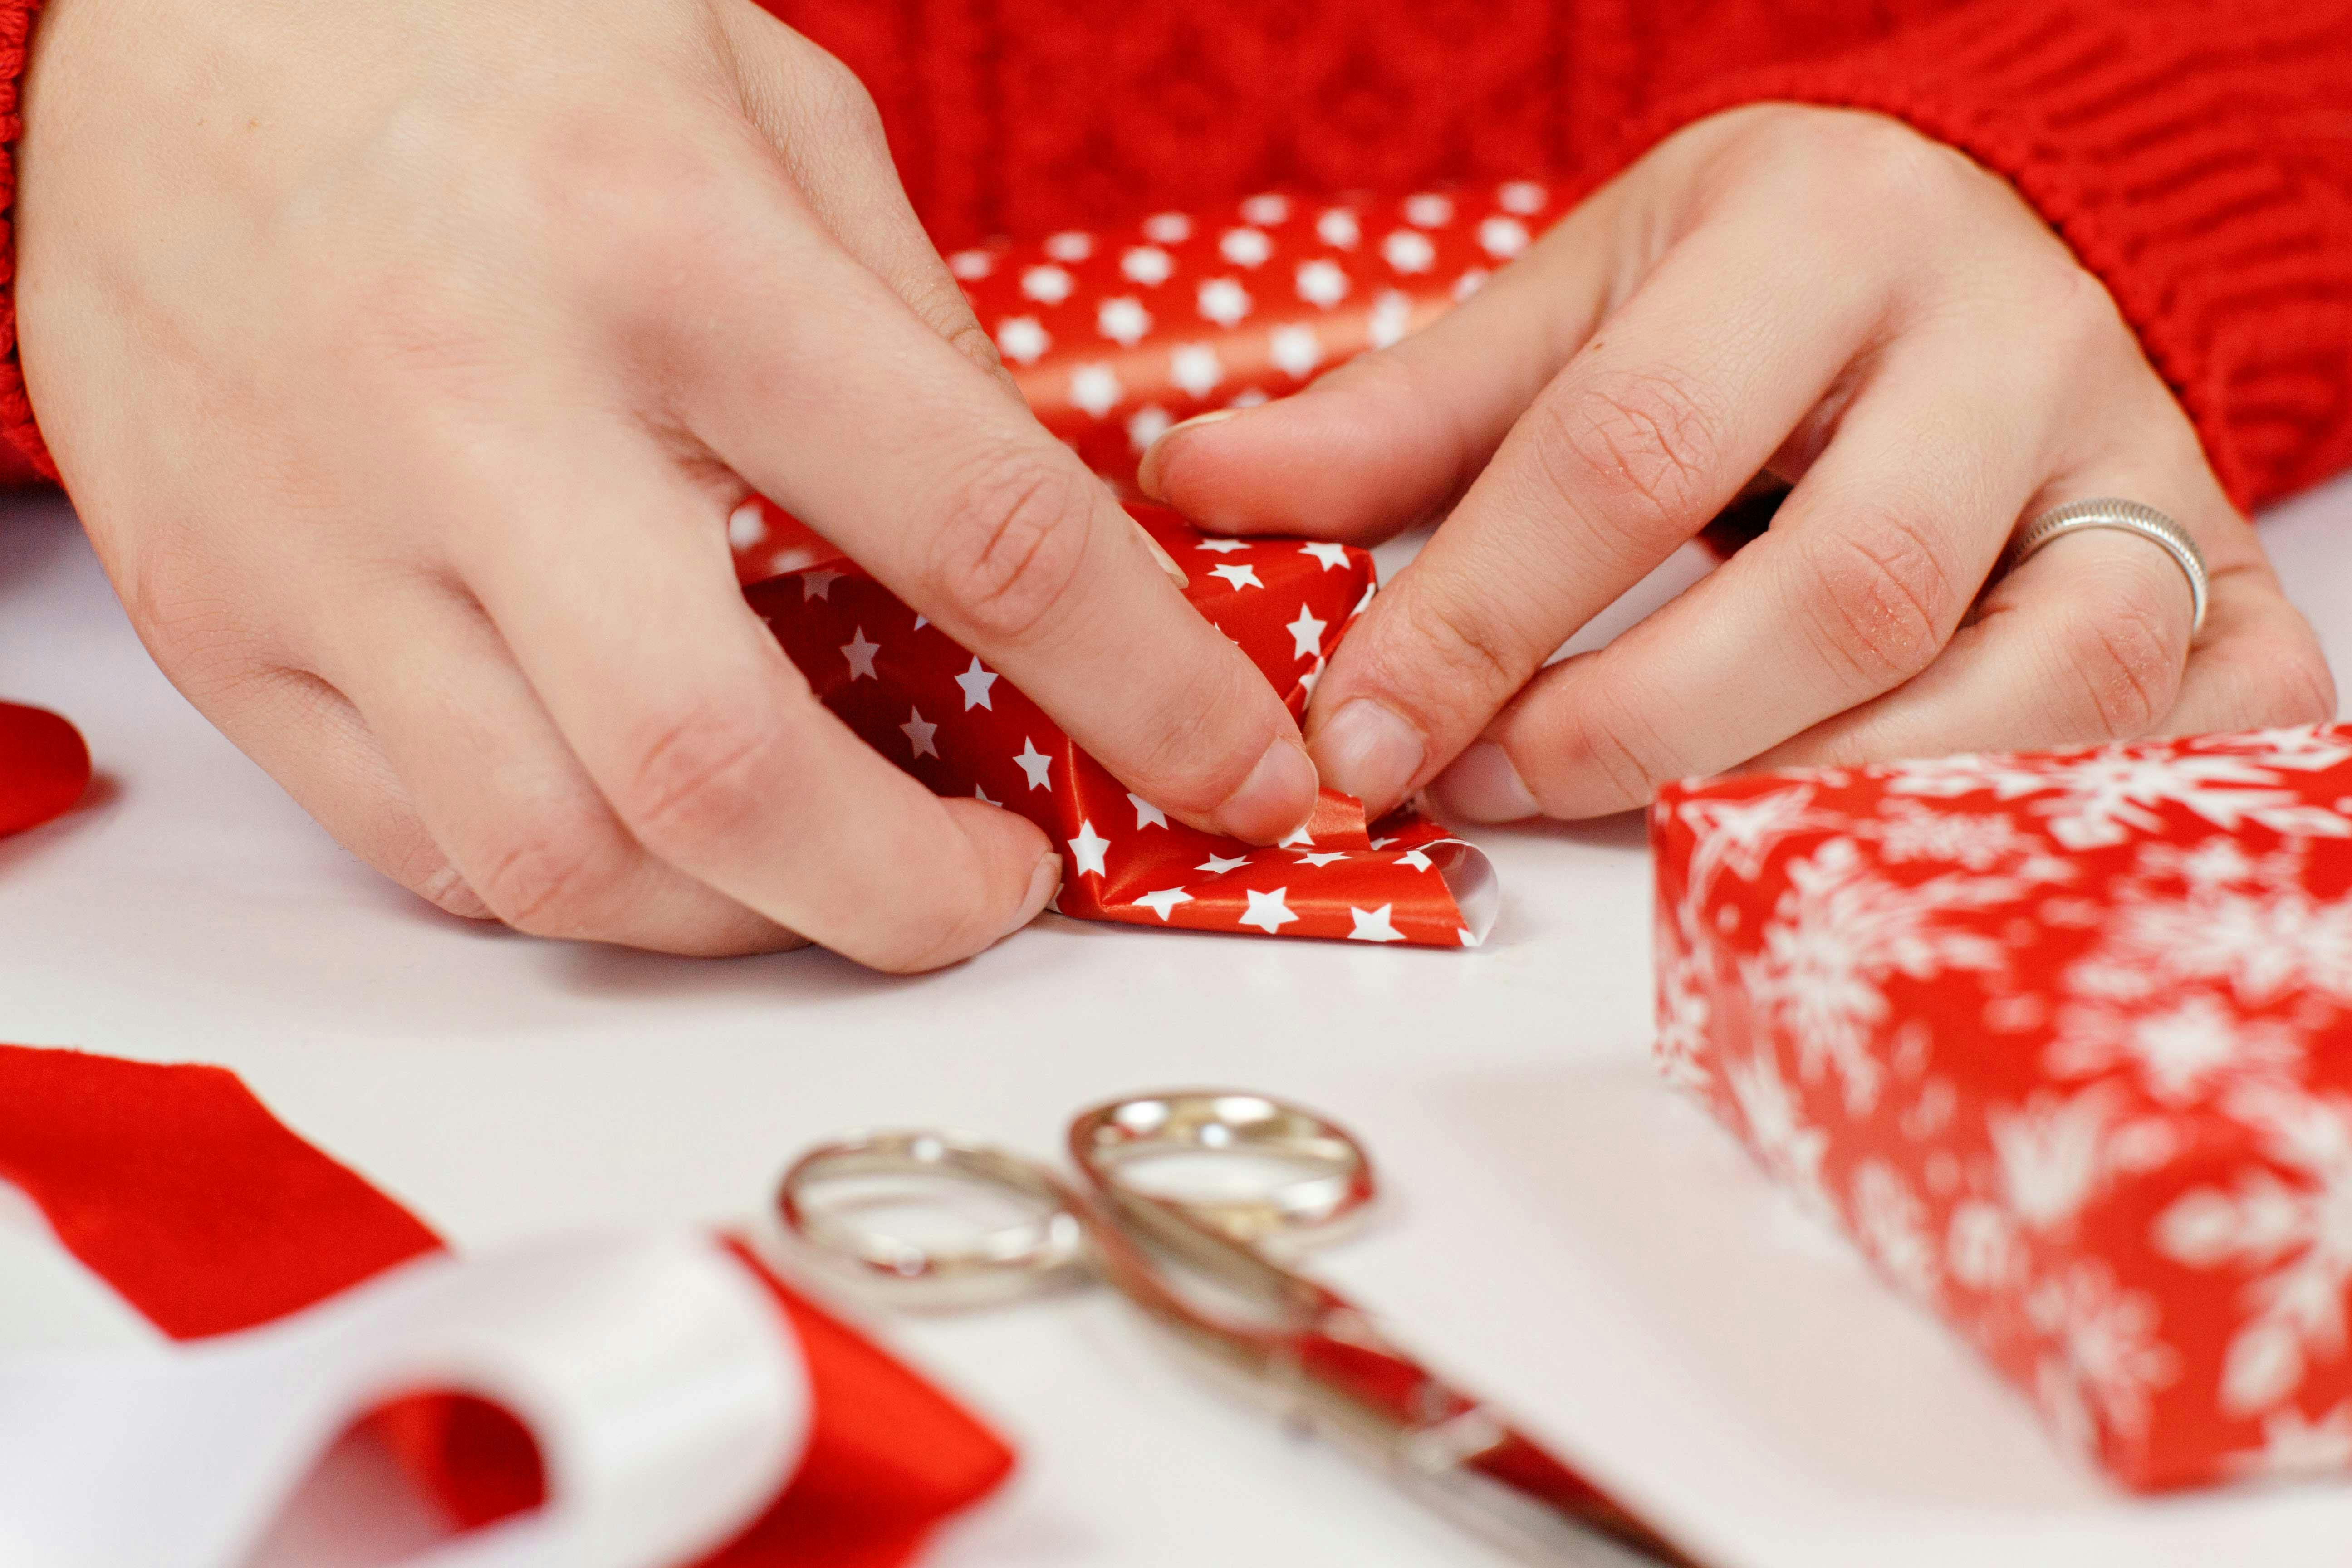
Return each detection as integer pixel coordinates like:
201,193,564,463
746,501,1496,947
1653,725,2352,1490
726,183,1542,946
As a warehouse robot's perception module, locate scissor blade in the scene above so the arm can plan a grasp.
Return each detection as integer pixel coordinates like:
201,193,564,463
1290,1313,1696,1565
1456,1425,1699,1566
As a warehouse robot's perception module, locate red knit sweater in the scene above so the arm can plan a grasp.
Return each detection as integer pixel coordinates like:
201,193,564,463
0,0,2347,513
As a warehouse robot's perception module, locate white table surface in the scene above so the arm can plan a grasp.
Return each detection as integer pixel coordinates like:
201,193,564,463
4,478,2351,1568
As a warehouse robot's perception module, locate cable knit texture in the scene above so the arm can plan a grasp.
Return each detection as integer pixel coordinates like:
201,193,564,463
0,0,44,484
764,0,2352,513
1,0,2348,509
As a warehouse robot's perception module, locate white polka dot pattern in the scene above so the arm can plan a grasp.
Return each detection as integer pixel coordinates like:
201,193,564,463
945,181,1559,497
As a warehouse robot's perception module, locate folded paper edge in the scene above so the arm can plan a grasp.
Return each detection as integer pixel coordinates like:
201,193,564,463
1433,841,1497,947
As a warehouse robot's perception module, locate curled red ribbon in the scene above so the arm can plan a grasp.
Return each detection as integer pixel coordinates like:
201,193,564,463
0,700,89,838
0,1041,1013,1563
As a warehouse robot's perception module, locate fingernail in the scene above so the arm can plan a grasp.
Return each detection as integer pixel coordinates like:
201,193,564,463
1426,741,1539,823
1213,735,1320,842
1136,408,1241,499
1133,518,1189,588
1308,698,1424,816
1003,852,1063,939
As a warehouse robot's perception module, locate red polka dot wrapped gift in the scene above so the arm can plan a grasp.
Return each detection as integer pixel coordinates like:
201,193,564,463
1653,725,2352,1490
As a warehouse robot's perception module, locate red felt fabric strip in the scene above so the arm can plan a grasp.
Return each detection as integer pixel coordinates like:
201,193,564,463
0,1043,1012,1563
0,700,88,838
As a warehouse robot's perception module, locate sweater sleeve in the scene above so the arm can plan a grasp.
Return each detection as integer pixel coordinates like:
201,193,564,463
1605,0,2352,515
0,0,42,482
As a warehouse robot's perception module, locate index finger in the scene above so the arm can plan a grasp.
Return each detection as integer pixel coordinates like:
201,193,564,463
672,191,1318,844
1301,216,1881,815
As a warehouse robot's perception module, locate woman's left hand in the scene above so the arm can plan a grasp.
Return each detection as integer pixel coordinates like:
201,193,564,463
1138,104,2337,822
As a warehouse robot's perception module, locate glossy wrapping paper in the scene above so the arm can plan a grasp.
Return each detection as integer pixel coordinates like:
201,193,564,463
745,503,1496,947
1654,725,2352,1490
730,183,1546,947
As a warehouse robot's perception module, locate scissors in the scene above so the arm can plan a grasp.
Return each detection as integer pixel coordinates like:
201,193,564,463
777,1089,1692,1567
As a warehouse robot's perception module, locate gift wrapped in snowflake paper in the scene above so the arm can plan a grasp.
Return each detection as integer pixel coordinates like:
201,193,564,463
1653,725,2352,1490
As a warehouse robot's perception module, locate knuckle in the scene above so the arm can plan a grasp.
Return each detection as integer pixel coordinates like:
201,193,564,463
939,311,1009,380
122,545,272,695
796,47,888,147
474,808,633,936
1835,114,1960,204
1382,574,1529,708
1116,671,1263,816
1529,363,1721,555
539,113,730,220
1759,110,1964,231
614,702,792,852
524,115,745,283
924,448,1094,643
2030,256,2129,359
1546,680,1680,809
856,903,995,975
2048,579,2183,738
412,864,493,921
1792,506,1960,690
2246,636,2338,728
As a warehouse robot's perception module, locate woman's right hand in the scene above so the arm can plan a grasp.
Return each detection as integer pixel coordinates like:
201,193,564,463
14,0,1319,968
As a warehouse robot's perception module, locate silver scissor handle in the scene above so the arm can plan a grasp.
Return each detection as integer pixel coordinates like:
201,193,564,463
1067,1090,1375,1249
777,1129,1091,1306
774,1091,1375,1309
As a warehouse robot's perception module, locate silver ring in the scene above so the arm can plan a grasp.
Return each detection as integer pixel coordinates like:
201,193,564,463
2005,498,2208,637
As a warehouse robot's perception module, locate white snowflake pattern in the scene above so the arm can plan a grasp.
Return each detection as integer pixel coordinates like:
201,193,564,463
2079,876,2352,1010
1946,1199,2025,1293
1880,738,2352,851
2236,724,2352,775
1987,1085,2119,1231
1861,802,2049,873
1653,911,1715,1094
2027,1259,2179,1446
1740,838,2011,1113
1852,1160,1940,1302
1675,785,1827,902
1722,1045,1830,1214
2152,1083,2352,1415
2047,989,2305,1106
2225,1402,2352,1480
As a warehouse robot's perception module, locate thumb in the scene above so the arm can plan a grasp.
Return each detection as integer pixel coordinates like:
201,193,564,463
1135,177,1633,544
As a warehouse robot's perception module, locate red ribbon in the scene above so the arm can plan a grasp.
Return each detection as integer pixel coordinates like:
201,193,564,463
0,1043,1012,1565
0,700,88,838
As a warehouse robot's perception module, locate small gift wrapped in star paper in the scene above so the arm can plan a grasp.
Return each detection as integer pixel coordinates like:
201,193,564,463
724,186,1526,948
1653,725,2352,1489
745,502,1494,948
